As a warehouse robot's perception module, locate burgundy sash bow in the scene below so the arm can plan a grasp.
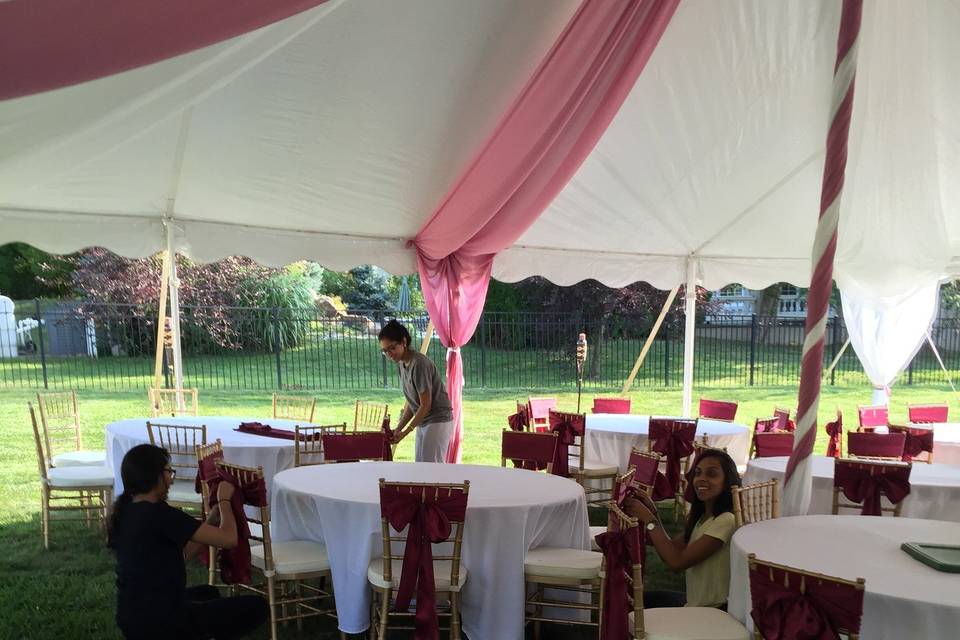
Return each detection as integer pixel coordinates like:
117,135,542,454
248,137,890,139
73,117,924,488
236,421,305,440
649,420,696,499
381,415,395,461
825,419,842,458
205,469,268,584
893,426,934,461
595,525,643,640
382,489,468,640
507,409,529,432
834,462,911,516
549,411,584,477
750,565,864,640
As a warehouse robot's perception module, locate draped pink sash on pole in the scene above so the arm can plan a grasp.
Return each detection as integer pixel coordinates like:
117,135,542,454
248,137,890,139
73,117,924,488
412,0,680,462
783,0,863,515
0,0,330,100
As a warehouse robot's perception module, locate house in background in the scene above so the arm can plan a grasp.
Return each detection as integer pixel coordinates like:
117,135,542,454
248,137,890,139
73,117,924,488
705,283,836,323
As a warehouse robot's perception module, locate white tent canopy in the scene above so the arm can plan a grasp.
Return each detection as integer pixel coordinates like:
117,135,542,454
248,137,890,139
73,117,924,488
2,0,959,398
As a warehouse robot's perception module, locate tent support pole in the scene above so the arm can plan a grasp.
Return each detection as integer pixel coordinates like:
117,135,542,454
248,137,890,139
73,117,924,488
165,223,185,410
623,286,679,395
681,258,697,417
152,251,171,390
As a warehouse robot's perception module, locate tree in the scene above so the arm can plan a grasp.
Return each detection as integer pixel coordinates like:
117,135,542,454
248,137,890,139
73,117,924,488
342,265,392,311
0,243,75,300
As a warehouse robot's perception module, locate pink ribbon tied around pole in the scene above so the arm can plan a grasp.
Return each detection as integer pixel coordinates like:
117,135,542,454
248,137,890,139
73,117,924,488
548,411,585,477
383,491,468,640
205,469,268,585
595,525,643,640
835,464,911,516
649,421,696,500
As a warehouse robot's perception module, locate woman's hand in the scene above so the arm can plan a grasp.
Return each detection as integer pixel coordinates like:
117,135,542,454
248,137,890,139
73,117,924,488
217,482,235,502
623,496,658,524
633,490,659,515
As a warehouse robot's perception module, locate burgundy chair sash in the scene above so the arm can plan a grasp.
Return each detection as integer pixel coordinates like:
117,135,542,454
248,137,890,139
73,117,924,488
908,404,948,423
857,406,888,429
381,415,395,461
626,450,659,491
507,408,529,432
593,397,632,414
847,432,906,459
773,409,791,431
194,447,224,494
236,421,304,440
888,425,934,461
381,487,468,640
825,417,843,458
699,399,738,421
595,525,643,640
322,431,388,462
755,417,782,435
833,460,912,516
749,563,864,640
205,469,268,585
548,410,585,477
502,430,556,471
648,419,696,499
754,432,795,458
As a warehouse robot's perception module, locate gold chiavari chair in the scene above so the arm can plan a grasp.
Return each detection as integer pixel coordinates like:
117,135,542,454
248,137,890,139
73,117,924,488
369,479,469,640
224,461,335,640
832,458,912,517
195,439,224,586
354,400,389,432
552,409,619,506
146,421,206,511
29,403,113,549
597,502,642,639
293,423,347,467
732,479,780,528
148,387,199,417
500,429,558,473
36,390,106,467
272,394,317,423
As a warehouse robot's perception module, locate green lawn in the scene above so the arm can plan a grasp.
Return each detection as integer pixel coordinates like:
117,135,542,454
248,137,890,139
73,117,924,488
1,384,955,639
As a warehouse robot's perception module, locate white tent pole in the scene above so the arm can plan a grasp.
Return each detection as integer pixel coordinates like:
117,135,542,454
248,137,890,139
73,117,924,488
681,257,697,417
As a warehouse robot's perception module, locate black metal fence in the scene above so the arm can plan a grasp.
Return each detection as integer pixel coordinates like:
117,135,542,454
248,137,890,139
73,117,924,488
3,300,960,391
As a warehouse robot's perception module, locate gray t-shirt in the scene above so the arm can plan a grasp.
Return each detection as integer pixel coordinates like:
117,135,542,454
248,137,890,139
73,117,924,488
399,352,453,425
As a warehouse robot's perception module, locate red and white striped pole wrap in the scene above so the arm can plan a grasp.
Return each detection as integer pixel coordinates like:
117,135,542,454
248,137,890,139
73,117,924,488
783,0,863,516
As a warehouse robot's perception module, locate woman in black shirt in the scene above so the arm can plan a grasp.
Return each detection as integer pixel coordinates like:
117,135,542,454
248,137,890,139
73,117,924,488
108,444,268,639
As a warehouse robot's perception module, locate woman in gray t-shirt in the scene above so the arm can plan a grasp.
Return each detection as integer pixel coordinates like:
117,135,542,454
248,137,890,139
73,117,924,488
378,320,454,462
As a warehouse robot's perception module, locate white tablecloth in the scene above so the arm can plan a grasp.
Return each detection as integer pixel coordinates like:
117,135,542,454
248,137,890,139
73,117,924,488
105,416,305,493
270,462,590,638
744,455,960,522
583,414,751,468
729,515,960,639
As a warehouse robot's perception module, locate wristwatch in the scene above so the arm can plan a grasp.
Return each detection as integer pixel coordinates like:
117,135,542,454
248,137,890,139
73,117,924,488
646,521,658,532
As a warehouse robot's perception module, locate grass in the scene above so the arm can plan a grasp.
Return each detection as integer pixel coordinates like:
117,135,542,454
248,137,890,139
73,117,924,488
1,384,956,639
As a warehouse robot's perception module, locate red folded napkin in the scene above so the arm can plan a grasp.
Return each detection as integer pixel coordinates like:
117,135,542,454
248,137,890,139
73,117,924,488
235,421,300,440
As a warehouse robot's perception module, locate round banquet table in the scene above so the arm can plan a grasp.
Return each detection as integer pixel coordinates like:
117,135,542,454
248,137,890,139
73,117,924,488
743,455,960,521
105,416,306,493
729,515,960,639
876,423,960,466
583,414,751,468
270,462,590,638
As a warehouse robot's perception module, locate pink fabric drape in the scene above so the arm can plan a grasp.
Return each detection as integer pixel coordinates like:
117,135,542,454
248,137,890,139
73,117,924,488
0,0,329,100
412,0,680,462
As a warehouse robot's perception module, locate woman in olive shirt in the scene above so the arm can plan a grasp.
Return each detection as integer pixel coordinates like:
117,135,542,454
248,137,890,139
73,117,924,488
378,319,454,462
625,449,741,608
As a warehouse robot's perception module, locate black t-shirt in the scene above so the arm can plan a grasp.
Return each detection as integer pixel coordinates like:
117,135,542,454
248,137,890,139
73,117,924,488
114,501,201,632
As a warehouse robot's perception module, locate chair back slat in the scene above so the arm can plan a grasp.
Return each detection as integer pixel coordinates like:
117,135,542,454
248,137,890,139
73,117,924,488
294,423,347,466
698,398,738,421
28,403,50,481
146,422,206,481
753,432,795,458
857,404,888,429
748,554,865,639
36,391,82,458
592,397,631,414
321,431,388,462
272,394,316,423
907,403,948,423
355,401,389,432
847,431,906,460
500,430,558,472
149,388,199,418
732,480,780,527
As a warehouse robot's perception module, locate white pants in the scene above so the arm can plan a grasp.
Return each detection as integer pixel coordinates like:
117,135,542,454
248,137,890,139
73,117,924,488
414,421,454,463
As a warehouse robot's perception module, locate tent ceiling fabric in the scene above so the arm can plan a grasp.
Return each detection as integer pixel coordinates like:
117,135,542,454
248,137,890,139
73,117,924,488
2,0,959,296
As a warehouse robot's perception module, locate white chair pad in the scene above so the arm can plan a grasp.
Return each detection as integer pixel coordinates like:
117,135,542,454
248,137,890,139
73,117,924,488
53,450,107,467
589,525,606,551
251,540,330,577
167,480,202,505
570,458,619,477
636,607,750,640
47,465,113,488
367,558,466,592
524,547,601,579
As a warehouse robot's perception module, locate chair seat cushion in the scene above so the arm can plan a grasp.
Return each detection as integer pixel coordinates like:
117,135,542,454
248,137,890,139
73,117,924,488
635,607,750,640
251,540,330,577
53,450,107,467
47,465,113,488
367,558,467,592
524,547,602,579
166,480,202,505
570,458,619,477
589,526,606,551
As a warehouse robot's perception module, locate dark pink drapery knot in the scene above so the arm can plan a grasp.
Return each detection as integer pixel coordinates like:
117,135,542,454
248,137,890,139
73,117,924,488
649,420,696,500
507,408,529,432
548,411,585,477
595,525,643,640
204,468,267,585
382,490,468,640
834,462,911,516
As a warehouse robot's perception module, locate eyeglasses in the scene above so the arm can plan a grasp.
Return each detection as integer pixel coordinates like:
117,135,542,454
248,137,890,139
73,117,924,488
164,467,177,479
380,342,402,355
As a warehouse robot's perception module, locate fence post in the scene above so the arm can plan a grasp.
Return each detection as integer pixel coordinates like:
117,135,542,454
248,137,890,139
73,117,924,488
830,316,840,386
749,314,757,386
480,314,487,388
35,299,48,389
663,325,670,387
272,307,282,390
